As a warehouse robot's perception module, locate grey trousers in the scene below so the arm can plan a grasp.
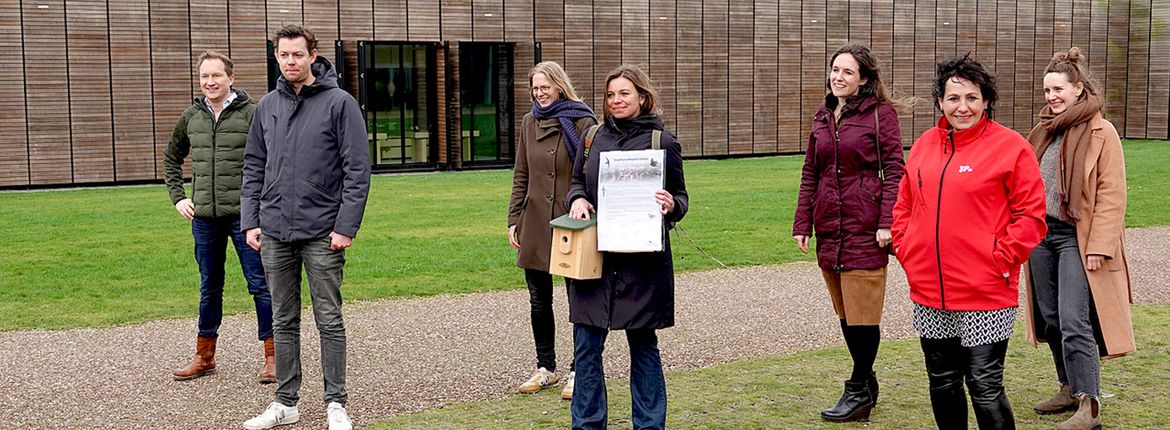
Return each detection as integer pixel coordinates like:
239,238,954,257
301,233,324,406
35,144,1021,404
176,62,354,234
261,235,348,406
1028,217,1100,399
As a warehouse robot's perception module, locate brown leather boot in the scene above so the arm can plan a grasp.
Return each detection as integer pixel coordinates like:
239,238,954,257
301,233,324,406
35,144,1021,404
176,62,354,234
1057,394,1102,430
1034,384,1077,414
173,336,217,381
257,337,276,384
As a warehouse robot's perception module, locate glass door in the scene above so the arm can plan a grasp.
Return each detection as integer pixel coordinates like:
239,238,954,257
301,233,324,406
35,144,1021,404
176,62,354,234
359,41,438,167
459,42,515,165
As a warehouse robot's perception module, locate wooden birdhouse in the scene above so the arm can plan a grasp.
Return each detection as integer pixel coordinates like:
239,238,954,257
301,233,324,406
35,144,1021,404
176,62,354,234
548,213,602,280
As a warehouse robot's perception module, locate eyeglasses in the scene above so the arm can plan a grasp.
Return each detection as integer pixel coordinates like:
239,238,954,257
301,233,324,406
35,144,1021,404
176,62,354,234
531,85,554,94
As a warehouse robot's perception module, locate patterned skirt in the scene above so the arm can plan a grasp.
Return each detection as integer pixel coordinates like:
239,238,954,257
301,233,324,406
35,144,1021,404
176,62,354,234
913,303,1016,347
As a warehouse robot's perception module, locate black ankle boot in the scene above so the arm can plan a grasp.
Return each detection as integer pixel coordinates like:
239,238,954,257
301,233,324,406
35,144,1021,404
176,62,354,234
821,380,875,422
867,372,880,404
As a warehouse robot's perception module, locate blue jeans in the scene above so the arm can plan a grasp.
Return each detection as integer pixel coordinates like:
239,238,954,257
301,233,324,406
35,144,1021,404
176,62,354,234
571,324,666,430
1029,217,1100,399
192,217,272,340
261,235,348,407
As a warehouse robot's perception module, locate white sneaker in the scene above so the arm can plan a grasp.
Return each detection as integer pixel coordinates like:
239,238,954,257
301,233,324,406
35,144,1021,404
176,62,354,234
327,402,353,430
243,402,300,430
518,367,559,393
561,371,576,400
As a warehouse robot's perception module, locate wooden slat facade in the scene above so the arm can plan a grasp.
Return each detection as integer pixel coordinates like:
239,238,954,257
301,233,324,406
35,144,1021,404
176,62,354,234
2,0,1168,187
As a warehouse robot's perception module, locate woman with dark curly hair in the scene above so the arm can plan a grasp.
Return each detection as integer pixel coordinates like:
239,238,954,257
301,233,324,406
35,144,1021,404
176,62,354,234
891,54,1047,430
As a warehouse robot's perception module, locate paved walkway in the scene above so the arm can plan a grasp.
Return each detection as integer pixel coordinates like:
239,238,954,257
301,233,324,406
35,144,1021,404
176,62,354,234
2,227,1167,429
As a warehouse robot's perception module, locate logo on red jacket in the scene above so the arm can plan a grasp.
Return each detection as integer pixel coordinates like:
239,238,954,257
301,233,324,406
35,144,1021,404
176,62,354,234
958,165,973,173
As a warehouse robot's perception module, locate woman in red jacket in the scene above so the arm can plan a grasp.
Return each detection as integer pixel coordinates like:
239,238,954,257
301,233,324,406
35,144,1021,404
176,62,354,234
792,42,906,423
891,55,1046,430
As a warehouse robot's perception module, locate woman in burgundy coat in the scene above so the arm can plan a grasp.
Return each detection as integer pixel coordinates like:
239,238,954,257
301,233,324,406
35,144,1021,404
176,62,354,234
792,42,907,423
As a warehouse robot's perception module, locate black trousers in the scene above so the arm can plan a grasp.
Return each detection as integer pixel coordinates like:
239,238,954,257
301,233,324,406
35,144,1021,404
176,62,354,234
525,269,574,372
920,337,1015,430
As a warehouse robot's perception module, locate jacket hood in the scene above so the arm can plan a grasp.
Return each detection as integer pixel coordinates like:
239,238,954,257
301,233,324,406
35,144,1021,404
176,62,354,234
276,55,340,99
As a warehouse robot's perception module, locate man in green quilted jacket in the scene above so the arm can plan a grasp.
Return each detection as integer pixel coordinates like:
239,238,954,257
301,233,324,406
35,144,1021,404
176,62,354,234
163,50,275,385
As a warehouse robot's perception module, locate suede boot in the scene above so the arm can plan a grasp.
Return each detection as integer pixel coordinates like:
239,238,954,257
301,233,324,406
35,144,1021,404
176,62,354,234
1034,384,1076,415
1056,395,1101,430
173,336,217,381
820,381,875,423
257,337,276,384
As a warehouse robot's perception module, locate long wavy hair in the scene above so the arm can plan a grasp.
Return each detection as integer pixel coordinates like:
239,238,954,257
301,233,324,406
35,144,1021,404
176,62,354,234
827,42,914,112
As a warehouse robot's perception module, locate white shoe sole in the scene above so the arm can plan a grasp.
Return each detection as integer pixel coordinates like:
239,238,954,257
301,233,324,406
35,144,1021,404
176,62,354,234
243,414,300,430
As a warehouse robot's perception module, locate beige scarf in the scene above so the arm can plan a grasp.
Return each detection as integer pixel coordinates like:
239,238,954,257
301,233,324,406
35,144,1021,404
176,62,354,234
1025,93,1103,222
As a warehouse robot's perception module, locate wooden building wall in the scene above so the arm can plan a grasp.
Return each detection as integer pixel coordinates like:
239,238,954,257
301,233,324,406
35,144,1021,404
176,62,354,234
1,0,1168,187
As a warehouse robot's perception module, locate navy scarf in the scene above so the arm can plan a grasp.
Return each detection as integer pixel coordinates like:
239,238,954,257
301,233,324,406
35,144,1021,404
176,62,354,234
531,98,596,160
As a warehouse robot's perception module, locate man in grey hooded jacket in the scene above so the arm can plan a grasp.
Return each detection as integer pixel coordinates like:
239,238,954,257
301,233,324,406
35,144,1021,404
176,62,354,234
241,24,369,430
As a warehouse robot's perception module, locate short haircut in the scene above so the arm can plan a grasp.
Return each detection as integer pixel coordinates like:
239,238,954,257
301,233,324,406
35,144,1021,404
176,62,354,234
932,53,998,118
197,50,234,77
272,24,318,53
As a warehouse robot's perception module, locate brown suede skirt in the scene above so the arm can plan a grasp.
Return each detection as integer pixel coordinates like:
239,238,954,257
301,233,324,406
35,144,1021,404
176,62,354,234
821,267,888,326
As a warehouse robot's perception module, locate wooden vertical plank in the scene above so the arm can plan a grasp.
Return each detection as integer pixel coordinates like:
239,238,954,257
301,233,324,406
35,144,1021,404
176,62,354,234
1104,0,1128,131
593,0,621,112
564,1,595,108
533,0,562,64
913,0,936,136
24,0,72,184
974,0,997,61
1148,0,1170,139
955,0,978,59
649,0,677,130
1014,1,1036,131
1125,0,1150,138
621,0,649,69
936,0,957,59
472,0,503,41
727,0,753,154
849,0,872,44
0,0,29,186
410,0,441,41
228,0,267,97
825,1,847,50
1087,0,1108,113
871,0,896,143
994,0,1015,129
190,0,228,54
800,1,825,149
150,0,192,180
1070,0,1092,54
374,0,407,40
777,0,802,152
753,0,778,153
675,0,702,156
67,0,114,183
303,0,340,43
892,0,916,145
268,0,303,30
436,46,448,164
507,0,537,140
1035,0,1056,123
109,0,155,182
340,0,373,40
1052,0,1072,50
702,0,728,155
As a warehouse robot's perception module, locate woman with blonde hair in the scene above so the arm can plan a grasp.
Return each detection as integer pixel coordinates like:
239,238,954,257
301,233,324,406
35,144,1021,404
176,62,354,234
567,64,688,429
507,61,597,399
1024,47,1132,430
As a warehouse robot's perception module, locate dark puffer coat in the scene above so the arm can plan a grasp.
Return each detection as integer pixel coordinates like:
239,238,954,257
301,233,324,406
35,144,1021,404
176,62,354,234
793,94,904,271
163,89,256,218
565,114,688,330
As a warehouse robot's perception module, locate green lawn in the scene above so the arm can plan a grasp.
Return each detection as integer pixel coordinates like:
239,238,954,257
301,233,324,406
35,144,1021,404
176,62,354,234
369,303,1170,429
0,140,1166,331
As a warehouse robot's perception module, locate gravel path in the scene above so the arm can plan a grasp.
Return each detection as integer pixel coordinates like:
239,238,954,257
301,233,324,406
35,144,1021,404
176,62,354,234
2,227,1167,429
